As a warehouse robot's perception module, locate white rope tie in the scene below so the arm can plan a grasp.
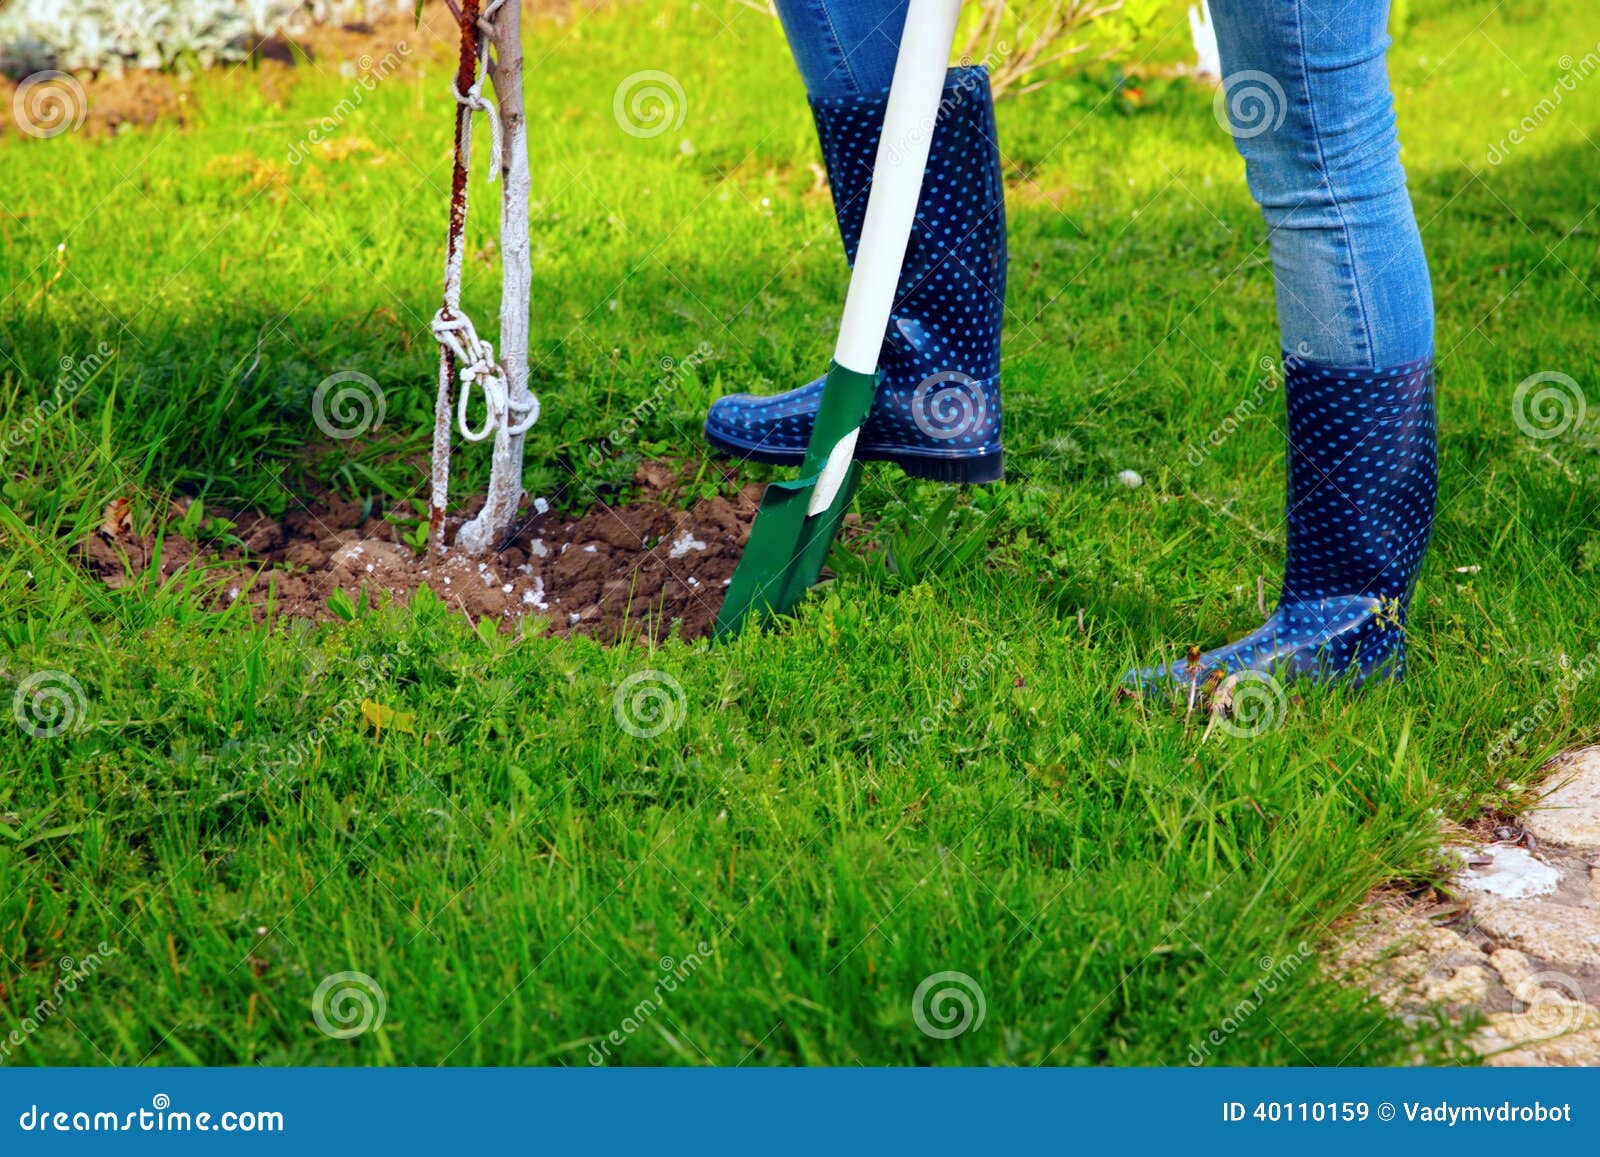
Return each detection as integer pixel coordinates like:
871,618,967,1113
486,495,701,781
450,78,502,184
460,0,508,182
432,310,539,442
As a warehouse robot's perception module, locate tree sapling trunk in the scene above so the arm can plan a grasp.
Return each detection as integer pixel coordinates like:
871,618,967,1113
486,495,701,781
455,0,534,555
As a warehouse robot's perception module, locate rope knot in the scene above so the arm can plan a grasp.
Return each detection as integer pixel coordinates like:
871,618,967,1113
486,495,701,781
431,309,540,442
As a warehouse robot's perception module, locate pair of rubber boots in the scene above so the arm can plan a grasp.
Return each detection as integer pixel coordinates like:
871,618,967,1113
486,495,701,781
703,68,1438,688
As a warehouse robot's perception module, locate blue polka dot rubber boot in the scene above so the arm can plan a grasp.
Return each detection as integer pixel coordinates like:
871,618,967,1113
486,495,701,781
704,66,1006,483
1137,354,1437,692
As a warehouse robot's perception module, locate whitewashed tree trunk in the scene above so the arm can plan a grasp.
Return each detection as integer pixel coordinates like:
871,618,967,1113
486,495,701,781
456,0,533,554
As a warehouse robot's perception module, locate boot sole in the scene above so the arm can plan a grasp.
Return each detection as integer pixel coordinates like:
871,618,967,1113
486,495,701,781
705,429,1003,485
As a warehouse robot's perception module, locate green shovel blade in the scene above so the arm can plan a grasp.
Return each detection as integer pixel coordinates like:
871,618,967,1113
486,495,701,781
714,362,878,642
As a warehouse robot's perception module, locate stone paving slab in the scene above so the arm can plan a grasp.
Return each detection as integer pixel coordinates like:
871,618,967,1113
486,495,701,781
1526,747,1600,851
1337,743,1600,1066
1471,899,1600,972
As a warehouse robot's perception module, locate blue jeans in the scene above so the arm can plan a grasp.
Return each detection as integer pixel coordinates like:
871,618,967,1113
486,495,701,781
774,0,908,101
775,0,1433,369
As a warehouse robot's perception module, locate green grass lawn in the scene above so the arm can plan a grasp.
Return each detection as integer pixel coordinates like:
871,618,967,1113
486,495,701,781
2,0,1597,1066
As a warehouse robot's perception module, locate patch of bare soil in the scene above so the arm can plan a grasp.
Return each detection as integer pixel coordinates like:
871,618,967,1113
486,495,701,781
1,11,412,136
81,466,765,643
0,1,612,137
0,66,193,135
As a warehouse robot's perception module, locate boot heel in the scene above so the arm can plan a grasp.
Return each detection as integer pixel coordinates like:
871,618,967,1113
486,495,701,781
897,450,1004,485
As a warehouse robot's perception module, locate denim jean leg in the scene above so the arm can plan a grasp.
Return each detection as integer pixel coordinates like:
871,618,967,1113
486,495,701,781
1207,0,1433,368
1130,1,1438,691
773,0,910,99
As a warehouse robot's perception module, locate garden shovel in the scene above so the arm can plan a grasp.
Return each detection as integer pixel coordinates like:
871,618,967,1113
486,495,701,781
714,0,964,641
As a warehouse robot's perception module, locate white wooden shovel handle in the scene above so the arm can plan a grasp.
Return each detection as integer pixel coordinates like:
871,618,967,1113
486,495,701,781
808,0,964,516
834,0,963,372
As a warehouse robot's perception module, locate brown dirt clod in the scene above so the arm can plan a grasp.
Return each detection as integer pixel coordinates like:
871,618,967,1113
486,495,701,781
78,470,765,644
